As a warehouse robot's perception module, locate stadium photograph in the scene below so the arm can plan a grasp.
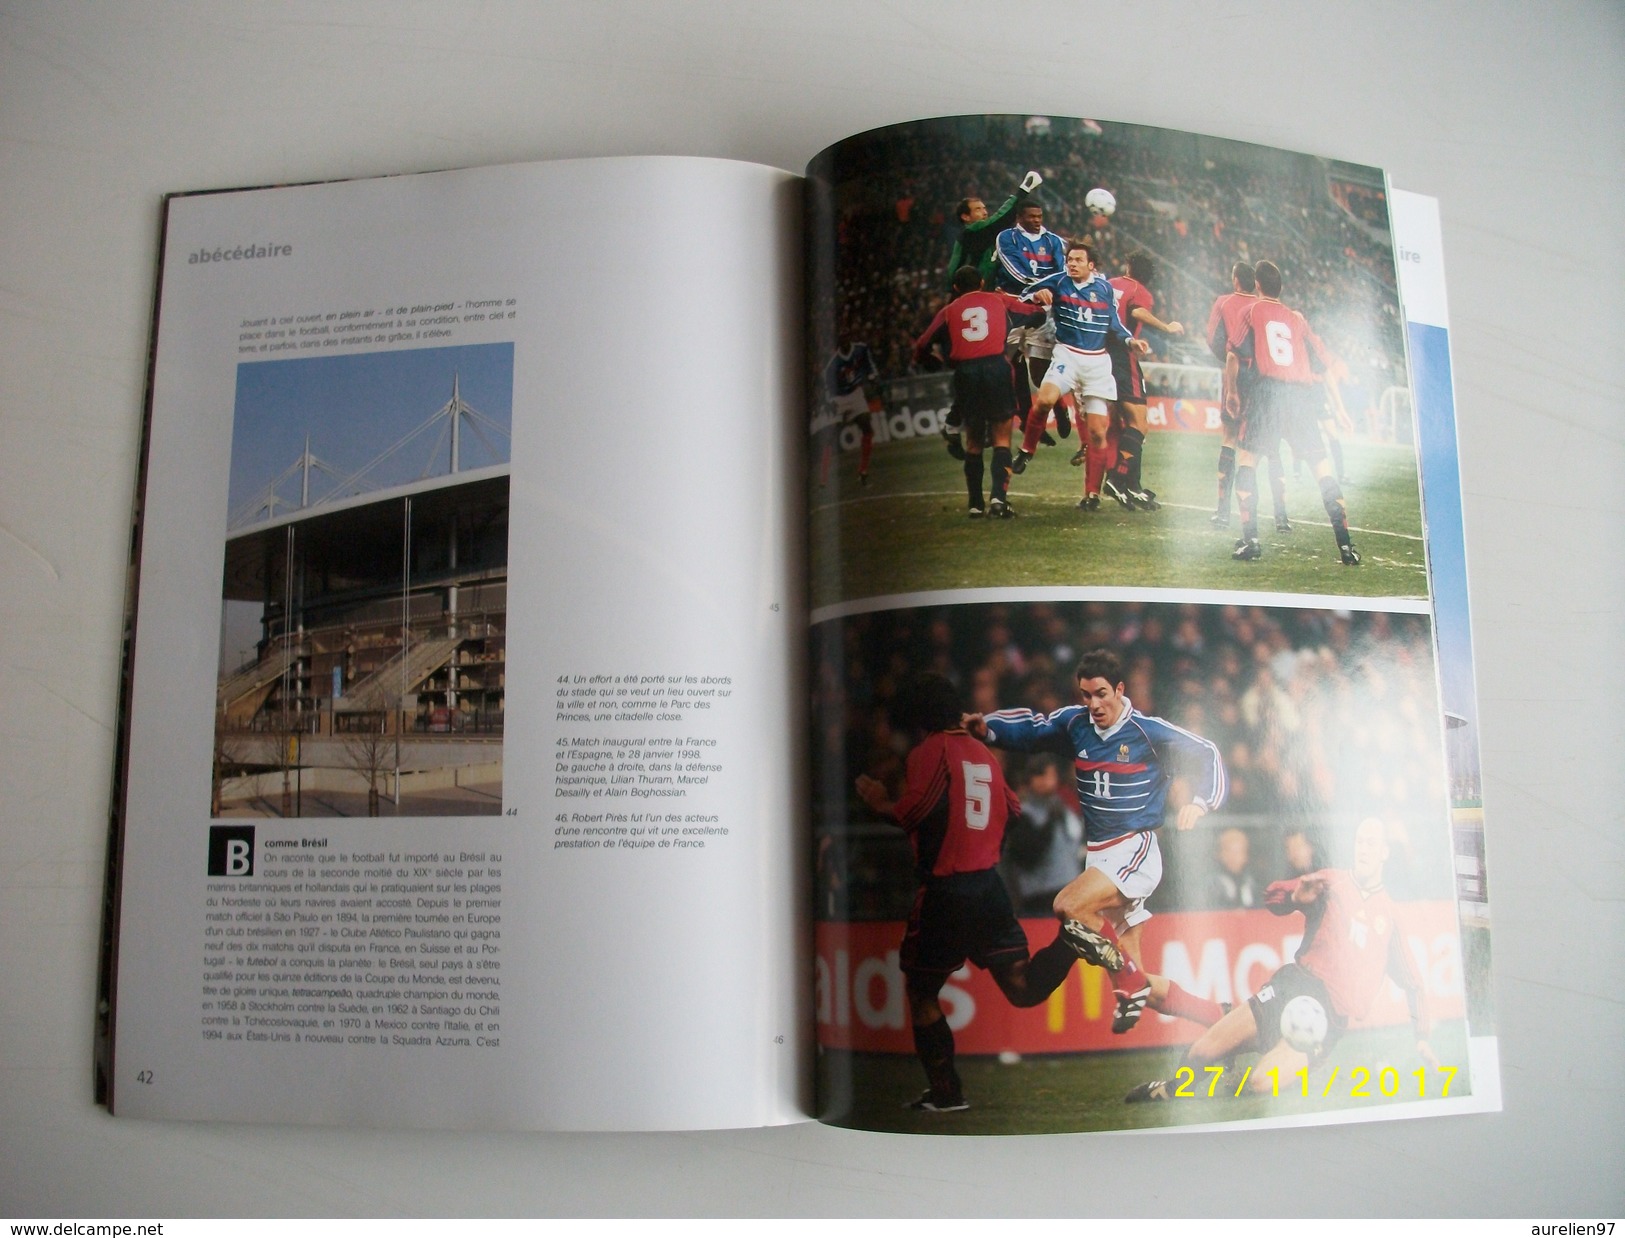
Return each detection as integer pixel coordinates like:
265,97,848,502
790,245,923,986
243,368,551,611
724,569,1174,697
811,598,1477,1135
212,342,512,818
807,116,1427,610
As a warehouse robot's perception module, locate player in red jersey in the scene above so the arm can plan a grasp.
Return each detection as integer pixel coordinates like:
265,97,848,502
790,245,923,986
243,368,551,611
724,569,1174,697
1224,260,1359,564
1098,252,1184,510
855,672,1079,1112
914,266,1048,517
1207,262,1290,530
1125,817,1437,1101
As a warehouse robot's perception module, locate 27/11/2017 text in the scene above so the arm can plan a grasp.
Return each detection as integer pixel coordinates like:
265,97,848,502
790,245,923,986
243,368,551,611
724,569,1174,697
1165,1064,1459,1100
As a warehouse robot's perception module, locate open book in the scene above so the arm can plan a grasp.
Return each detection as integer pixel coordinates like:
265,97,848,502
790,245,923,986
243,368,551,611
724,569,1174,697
99,114,1498,1135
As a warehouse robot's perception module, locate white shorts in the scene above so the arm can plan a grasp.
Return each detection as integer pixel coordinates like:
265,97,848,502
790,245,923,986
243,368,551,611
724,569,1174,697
1042,344,1118,412
832,389,872,423
1006,317,1056,361
1086,830,1162,929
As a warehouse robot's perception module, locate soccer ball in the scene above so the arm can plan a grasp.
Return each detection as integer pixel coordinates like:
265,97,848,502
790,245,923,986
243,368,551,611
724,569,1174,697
1279,994,1329,1054
1084,187,1117,218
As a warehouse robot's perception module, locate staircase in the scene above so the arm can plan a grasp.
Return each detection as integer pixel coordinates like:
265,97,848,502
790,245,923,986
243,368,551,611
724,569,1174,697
336,635,462,711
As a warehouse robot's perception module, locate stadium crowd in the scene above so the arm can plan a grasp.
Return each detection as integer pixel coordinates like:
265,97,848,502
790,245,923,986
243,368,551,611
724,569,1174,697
811,116,1406,424
813,601,1451,921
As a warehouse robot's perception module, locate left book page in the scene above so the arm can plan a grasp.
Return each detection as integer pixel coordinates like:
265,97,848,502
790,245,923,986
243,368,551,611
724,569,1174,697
102,157,809,1131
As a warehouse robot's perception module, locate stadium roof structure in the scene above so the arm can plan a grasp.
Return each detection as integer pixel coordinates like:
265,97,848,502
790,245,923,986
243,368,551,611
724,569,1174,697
221,465,509,606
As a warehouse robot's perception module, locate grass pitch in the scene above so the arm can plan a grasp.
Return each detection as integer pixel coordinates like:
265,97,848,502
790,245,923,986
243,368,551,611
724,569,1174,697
817,1021,1472,1136
810,431,1427,611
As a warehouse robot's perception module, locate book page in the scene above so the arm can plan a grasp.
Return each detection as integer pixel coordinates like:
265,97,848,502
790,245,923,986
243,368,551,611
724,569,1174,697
803,117,1497,1135
106,157,807,1130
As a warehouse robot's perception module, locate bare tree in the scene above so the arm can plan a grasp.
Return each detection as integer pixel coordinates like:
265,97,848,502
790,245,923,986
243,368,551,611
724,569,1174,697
343,717,392,816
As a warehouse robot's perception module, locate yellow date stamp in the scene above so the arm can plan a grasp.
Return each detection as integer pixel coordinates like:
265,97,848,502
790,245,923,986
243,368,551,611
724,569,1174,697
1167,1064,1458,1099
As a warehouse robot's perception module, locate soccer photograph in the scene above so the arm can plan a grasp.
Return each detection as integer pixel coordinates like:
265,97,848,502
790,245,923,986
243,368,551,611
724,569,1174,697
212,342,512,818
807,116,1426,611
811,597,1482,1135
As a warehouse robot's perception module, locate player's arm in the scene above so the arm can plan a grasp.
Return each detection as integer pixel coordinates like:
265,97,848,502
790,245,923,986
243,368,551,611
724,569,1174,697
1143,716,1227,824
1104,287,1150,354
995,290,1048,328
912,308,952,368
967,188,1023,237
1263,874,1327,913
1020,270,1065,306
854,774,896,820
995,230,1038,289
1131,306,1184,336
1205,299,1228,361
821,354,842,399
978,706,1080,754
854,342,879,385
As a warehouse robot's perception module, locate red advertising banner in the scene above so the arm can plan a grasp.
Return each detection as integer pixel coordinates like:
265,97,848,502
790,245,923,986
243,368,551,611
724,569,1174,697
815,904,1463,1055
1146,394,1223,433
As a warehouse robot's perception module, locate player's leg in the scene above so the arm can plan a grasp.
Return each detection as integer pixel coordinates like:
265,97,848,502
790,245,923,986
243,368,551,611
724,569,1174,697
904,973,968,1110
1293,401,1358,564
977,873,1076,1007
1107,400,1157,510
1014,378,1065,474
1037,355,1070,439
1266,445,1291,531
963,420,986,517
1321,416,1347,484
1146,972,1228,1027
1124,1000,1261,1102
1050,856,1152,1025
1212,416,1239,524
987,414,1015,518
1231,446,1262,559
856,402,877,485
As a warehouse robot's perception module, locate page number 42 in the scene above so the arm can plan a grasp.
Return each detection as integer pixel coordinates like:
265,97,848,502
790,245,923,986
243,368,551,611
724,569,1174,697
136,1070,154,1084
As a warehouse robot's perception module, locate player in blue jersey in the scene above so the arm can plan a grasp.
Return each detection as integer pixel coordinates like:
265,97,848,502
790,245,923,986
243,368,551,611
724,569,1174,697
819,329,880,487
995,203,1072,453
1013,243,1149,503
966,648,1227,1032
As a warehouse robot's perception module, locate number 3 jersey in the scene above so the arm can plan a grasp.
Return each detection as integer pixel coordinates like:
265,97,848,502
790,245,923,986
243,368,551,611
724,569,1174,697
913,290,1046,364
892,729,1020,878
982,700,1226,845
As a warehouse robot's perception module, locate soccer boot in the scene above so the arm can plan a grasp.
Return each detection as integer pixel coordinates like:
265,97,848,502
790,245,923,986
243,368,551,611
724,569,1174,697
1232,539,1263,561
1129,487,1161,511
1077,494,1101,512
1124,1079,1172,1104
967,504,986,519
1274,514,1293,532
859,471,870,487
1040,431,1057,447
942,431,966,461
1059,918,1125,971
1209,510,1231,527
1010,449,1032,476
905,1088,969,1113
1055,404,1073,439
1340,544,1362,566
989,497,1015,520
1069,447,1087,467
1112,981,1151,1034
1102,476,1133,510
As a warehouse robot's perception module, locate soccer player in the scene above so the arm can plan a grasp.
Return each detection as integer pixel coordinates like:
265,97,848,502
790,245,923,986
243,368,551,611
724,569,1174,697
965,648,1227,1032
1103,252,1184,510
1224,260,1359,564
819,329,880,488
855,672,1080,1113
1125,817,1437,1101
1013,242,1149,509
1206,262,1289,529
914,266,1048,518
946,170,1043,292
994,202,1072,453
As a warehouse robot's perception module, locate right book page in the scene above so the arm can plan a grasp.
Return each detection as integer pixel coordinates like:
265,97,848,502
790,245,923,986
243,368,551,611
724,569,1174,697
804,116,1499,1134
